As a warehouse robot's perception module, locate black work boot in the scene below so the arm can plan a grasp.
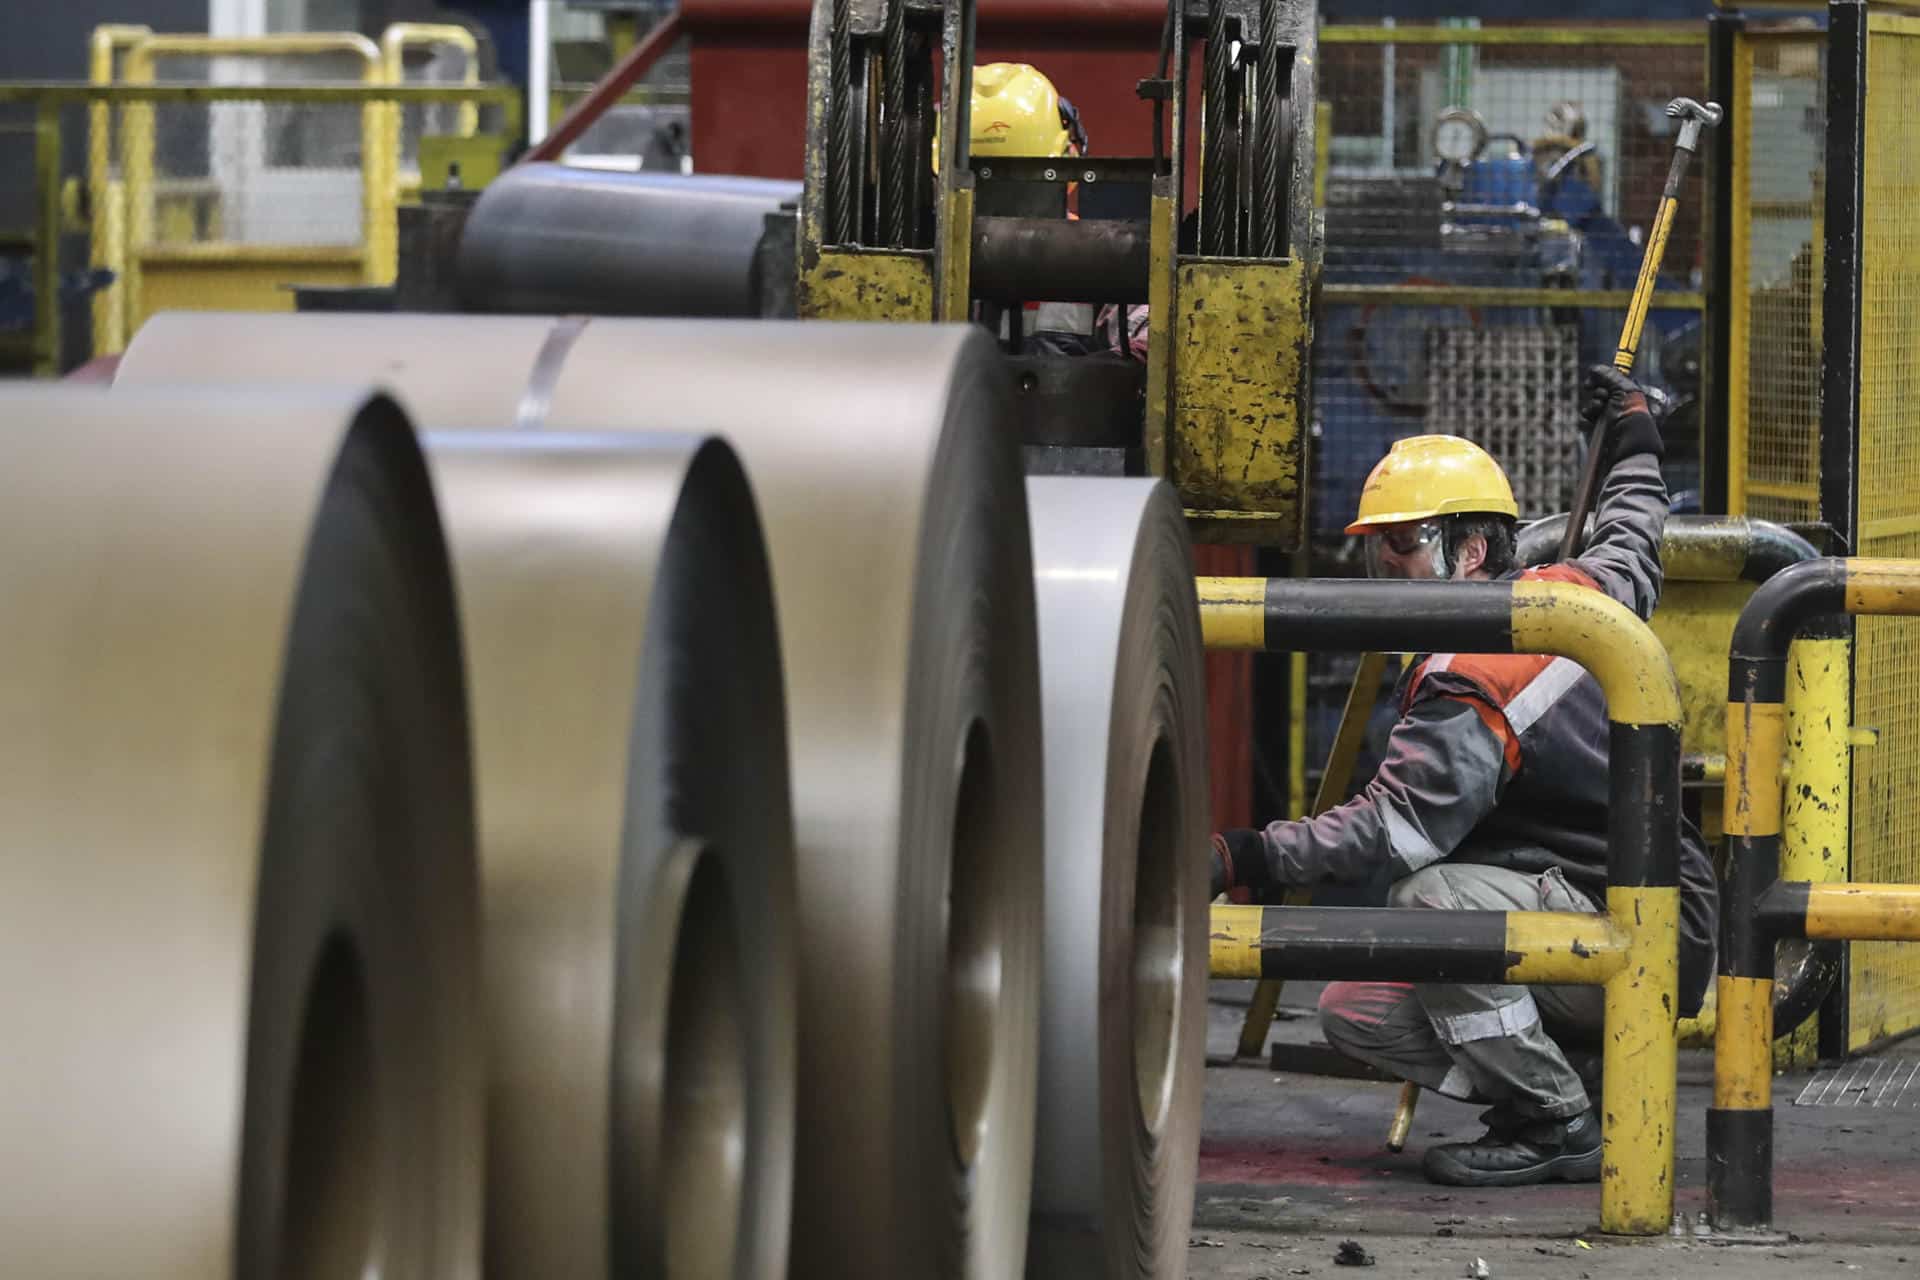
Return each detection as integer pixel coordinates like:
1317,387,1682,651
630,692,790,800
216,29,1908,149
1421,1107,1602,1187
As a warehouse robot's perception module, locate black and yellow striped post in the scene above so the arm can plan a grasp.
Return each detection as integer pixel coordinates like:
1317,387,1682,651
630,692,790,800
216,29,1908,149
1709,558,1920,1230
1199,576,1684,1236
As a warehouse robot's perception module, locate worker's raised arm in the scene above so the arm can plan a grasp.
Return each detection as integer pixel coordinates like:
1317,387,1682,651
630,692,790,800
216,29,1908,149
1566,366,1670,621
1211,689,1514,899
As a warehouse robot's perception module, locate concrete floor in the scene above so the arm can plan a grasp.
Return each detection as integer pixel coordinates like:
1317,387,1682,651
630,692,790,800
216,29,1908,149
1189,983,1920,1278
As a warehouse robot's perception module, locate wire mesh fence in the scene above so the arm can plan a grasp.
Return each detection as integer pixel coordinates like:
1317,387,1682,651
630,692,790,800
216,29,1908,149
1732,30,1824,524
1849,15,1920,1050
1312,24,1709,551
139,52,375,249
1299,21,1708,789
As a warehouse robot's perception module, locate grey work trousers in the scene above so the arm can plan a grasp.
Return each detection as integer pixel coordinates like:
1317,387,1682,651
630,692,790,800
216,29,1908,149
1318,862,1604,1121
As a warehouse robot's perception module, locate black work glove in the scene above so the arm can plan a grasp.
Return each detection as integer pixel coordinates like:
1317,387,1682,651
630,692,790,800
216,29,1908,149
1580,364,1664,462
1210,828,1267,903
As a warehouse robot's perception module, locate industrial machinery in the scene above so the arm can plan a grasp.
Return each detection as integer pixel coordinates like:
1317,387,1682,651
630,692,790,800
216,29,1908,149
795,0,1321,547
1318,95,1703,536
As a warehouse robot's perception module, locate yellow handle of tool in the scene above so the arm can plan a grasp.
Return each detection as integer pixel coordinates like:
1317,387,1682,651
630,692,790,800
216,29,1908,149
1614,194,1678,373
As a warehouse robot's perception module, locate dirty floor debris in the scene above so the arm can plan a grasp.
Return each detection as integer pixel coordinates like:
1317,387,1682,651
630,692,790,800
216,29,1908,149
1189,983,1920,1278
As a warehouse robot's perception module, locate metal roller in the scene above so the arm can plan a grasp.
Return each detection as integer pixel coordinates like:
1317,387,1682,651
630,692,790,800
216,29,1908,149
0,385,480,1277
424,431,796,1278
456,164,802,317
1023,477,1210,1280
118,311,1049,1280
969,216,1152,304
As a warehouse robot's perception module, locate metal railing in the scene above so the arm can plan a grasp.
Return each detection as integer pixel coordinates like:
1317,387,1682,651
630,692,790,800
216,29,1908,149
0,78,521,374
1708,557,1920,1230
1198,575,1684,1236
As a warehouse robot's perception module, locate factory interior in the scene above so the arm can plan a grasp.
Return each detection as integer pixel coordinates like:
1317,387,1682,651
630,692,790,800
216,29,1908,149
8,0,1920,1276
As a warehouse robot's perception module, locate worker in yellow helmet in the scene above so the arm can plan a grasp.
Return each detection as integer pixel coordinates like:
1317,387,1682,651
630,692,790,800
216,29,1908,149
967,63,1144,358
1210,369,1718,1191
970,61,1086,162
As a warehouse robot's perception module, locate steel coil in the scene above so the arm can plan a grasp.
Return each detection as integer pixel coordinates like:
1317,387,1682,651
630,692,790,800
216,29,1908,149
456,165,802,317
118,312,1049,1280
1024,478,1209,1280
0,385,481,1277
425,431,796,1278
114,312,565,426
554,321,1045,1279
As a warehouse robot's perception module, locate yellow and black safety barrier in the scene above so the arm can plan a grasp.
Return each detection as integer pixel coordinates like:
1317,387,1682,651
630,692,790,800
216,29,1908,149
1709,557,1920,1230
1212,904,1632,985
1526,514,1845,1049
1198,576,1683,1236
1516,513,1821,586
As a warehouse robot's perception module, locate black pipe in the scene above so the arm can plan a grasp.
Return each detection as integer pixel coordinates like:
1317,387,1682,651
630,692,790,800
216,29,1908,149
1729,558,1848,671
1518,514,1819,582
1256,578,1514,654
1230,906,1515,982
1703,11,1741,516
968,215,1151,304
456,164,803,317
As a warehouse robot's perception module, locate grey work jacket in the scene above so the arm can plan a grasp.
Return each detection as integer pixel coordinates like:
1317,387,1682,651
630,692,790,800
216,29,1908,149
1255,453,1719,1016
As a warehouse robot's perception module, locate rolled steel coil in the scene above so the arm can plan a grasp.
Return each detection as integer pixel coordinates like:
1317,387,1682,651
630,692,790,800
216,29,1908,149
118,312,1048,1280
456,164,802,317
425,431,796,1278
1024,477,1209,1280
0,384,481,1277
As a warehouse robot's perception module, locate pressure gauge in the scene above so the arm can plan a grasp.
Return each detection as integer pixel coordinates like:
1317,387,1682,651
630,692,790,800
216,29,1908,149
1431,107,1488,165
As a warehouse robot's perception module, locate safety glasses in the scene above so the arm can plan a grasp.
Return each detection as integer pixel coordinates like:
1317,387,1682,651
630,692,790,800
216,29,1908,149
1364,520,1445,579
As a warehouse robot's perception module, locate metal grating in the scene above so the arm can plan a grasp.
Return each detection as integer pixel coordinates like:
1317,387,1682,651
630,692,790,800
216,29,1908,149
1793,1058,1920,1108
1732,33,1825,522
1848,18,1920,1050
1424,324,1582,519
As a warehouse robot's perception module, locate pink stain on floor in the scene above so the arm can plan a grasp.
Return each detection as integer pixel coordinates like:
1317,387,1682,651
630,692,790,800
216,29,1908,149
1198,1139,1397,1187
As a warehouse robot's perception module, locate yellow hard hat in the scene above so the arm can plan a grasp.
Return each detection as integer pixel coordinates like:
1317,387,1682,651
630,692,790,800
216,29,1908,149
1346,435,1519,535
971,62,1072,159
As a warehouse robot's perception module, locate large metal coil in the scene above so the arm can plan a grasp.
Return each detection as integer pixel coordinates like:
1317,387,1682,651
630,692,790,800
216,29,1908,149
424,431,796,1278
1024,478,1210,1280
118,312,1049,1280
456,165,802,317
0,385,481,1277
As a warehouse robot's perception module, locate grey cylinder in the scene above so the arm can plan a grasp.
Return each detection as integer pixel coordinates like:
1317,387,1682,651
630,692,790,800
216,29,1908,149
456,164,801,317
1024,477,1209,1280
0,384,481,1278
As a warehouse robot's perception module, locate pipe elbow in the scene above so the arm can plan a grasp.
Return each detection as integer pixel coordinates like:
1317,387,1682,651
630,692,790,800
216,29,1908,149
1510,579,1680,726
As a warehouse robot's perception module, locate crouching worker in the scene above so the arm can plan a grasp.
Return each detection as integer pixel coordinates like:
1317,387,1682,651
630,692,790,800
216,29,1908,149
1210,367,1718,1188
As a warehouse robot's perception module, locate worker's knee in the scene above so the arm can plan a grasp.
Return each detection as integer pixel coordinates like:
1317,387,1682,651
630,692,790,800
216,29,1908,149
1319,980,1416,1054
